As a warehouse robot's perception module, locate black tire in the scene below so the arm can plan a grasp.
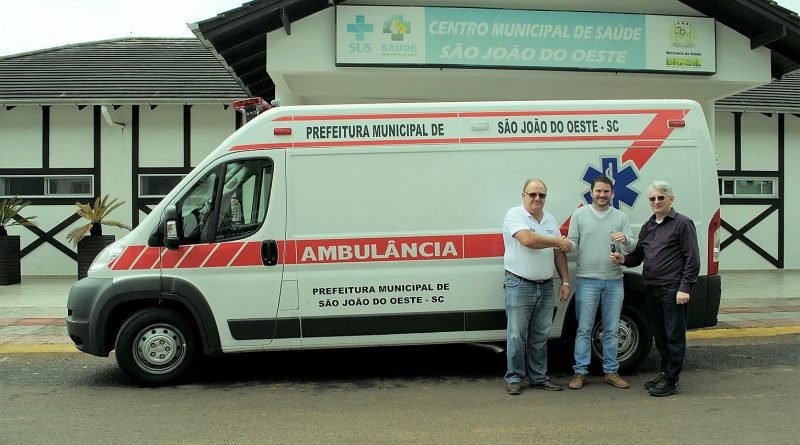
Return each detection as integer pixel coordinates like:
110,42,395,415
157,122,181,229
115,308,198,386
590,305,652,374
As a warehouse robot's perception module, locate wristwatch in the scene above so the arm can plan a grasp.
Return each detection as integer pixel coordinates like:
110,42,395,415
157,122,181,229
561,282,570,287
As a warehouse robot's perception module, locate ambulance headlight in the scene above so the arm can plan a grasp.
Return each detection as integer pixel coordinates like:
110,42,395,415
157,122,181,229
89,241,126,272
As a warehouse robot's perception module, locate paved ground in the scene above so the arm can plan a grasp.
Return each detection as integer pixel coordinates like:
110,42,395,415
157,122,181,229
0,270,799,350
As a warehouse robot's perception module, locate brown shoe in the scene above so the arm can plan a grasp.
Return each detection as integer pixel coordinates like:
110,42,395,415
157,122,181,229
569,373,586,389
605,372,630,389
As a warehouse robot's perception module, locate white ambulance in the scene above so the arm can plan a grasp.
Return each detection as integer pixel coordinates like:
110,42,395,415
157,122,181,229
66,100,722,385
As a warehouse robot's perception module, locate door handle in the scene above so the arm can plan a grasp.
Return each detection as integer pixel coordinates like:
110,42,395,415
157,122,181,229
261,239,278,266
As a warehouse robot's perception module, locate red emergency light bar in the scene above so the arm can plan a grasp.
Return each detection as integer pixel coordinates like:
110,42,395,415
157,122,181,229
233,97,272,123
233,97,269,110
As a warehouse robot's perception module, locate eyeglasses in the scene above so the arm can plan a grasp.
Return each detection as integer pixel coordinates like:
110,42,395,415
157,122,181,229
524,192,547,199
649,195,668,202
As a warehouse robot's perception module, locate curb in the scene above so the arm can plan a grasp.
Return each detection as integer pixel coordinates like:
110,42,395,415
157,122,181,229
0,344,77,353
686,325,800,339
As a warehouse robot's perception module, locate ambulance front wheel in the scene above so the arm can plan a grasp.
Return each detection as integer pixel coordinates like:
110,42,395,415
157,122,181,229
115,308,198,386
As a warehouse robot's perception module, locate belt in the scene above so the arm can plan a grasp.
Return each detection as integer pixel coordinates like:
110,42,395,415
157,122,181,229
505,270,552,285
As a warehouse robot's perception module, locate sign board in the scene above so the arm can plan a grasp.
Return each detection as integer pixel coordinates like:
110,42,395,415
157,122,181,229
336,5,716,74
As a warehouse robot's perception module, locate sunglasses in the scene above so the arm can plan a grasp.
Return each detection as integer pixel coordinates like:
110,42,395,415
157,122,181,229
649,195,668,202
524,192,547,199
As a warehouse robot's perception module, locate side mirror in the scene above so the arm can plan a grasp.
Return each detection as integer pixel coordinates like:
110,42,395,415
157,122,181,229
164,205,180,249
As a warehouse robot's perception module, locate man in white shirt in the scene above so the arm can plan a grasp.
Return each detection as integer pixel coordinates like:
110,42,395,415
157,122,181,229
503,178,572,395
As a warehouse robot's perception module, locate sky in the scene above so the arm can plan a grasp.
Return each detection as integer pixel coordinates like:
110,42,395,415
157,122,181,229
0,0,246,56
0,0,798,57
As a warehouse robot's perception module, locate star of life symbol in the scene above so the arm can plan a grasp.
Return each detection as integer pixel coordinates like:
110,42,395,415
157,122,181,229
383,15,411,41
347,15,374,41
582,156,639,209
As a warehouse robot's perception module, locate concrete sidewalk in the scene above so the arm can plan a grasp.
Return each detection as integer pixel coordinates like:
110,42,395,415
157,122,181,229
1,270,799,351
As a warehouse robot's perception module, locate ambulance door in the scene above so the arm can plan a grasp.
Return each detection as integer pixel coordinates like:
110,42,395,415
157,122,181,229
161,151,286,349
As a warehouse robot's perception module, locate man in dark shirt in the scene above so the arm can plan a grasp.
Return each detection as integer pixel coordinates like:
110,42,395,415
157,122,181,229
611,180,699,397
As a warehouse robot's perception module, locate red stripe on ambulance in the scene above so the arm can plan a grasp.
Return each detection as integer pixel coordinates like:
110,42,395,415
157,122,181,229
177,244,216,268
458,109,673,118
293,234,505,264
160,246,188,269
110,245,146,270
230,143,289,151
131,247,161,270
621,109,687,169
463,234,504,258
203,242,246,268
229,242,263,266
295,235,463,264
274,112,459,121
109,234,505,271
282,240,298,265
460,135,642,144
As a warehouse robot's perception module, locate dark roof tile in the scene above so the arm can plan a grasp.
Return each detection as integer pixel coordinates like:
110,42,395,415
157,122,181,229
716,69,800,112
0,38,248,104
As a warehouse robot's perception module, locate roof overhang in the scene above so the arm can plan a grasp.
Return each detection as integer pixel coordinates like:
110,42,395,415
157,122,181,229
678,0,800,78
190,0,800,101
190,0,335,99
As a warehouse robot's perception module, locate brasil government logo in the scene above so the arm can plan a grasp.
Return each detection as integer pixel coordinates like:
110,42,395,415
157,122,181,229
669,20,698,48
582,156,639,209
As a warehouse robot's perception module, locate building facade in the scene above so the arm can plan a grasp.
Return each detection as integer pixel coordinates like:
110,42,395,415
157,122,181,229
1,1,799,273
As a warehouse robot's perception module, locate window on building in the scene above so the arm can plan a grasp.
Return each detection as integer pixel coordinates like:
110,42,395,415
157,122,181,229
718,177,778,198
0,175,93,198
139,174,185,198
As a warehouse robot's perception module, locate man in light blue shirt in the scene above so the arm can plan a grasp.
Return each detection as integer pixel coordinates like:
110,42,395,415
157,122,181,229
566,175,636,390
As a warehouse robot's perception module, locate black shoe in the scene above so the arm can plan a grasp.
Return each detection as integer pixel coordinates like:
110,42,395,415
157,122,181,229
506,382,522,395
648,380,679,397
531,380,563,391
643,372,666,390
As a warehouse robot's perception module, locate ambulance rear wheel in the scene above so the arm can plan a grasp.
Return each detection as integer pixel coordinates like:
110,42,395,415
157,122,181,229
590,305,652,374
115,308,197,386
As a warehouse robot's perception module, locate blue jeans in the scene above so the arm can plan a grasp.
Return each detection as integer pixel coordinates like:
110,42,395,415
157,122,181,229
573,277,624,375
504,274,554,385
645,283,687,383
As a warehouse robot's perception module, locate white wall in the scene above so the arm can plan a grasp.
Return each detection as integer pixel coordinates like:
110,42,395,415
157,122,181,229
99,105,133,239
50,106,93,168
139,106,183,168
191,105,237,165
741,113,778,170
0,106,41,168
714,111,735,170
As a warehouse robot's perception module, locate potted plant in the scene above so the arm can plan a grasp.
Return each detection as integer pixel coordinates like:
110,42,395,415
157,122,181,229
0,197,37,285
67,195,131,279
